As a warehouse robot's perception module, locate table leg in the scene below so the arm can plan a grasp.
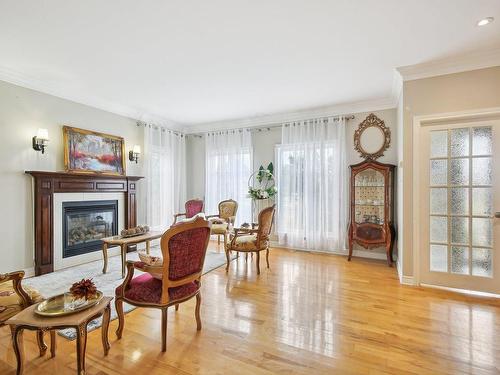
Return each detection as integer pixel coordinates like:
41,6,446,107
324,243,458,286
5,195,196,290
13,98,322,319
76,324,88,375
11,326,24,375
50,330,56,358
146,240,150,255
121,244,127,278
36,330,47,356
101,304,111,356
102,243,108,274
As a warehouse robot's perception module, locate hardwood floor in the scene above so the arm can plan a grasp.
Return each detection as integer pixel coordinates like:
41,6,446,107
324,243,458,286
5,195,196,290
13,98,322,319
1,243,500,374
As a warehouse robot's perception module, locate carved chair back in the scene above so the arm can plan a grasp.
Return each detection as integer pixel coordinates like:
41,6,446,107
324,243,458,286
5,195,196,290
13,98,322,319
185,199,204,218
256,205,276,248
159,217,211,304
218,199,238,223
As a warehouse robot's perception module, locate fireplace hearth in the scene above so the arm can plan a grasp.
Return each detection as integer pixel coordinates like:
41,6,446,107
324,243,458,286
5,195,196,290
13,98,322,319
62,200,118,258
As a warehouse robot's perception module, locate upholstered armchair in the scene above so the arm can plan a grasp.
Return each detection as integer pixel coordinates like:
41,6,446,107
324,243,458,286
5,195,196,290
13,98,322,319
225,205,275,274
0,271,54,356
206,199,238,246
115,216,211,352
172,199,204,224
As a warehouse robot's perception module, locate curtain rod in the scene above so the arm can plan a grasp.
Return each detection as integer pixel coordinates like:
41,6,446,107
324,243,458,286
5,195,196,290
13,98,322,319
188,114,355,137
136,121,185,137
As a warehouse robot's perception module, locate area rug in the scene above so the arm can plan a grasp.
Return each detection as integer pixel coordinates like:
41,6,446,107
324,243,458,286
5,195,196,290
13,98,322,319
24,247,232,340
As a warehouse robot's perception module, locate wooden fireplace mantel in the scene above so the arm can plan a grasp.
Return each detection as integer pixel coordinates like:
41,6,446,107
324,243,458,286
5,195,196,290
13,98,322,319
26,171,144,275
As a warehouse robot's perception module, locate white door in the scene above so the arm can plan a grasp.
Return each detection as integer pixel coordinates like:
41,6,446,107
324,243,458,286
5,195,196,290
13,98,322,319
419,119,500,294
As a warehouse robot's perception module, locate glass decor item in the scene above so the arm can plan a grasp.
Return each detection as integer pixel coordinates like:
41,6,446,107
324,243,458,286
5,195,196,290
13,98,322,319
349,160,396,266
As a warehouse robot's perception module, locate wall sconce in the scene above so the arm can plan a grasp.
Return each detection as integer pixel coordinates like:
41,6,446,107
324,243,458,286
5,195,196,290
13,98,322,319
32,128,49,154
129,145,141,163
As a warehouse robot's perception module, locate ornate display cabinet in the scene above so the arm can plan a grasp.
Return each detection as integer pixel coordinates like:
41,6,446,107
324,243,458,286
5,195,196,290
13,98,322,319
347,160,396,266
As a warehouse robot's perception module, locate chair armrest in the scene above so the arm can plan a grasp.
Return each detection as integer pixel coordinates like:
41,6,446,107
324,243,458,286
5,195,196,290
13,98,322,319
173,213,186,224
0,271,32,307
251,222,259,229
116,261,136,297
228,228,257,248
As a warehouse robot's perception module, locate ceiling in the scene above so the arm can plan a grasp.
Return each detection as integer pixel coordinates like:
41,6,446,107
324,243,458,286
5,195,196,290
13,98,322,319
0,0,499,127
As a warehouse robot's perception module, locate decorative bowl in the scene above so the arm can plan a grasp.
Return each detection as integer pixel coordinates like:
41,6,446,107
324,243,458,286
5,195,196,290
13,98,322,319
35,291,103,317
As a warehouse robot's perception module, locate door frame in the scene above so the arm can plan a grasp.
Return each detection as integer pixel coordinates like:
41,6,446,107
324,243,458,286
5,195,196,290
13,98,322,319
412,107,500,288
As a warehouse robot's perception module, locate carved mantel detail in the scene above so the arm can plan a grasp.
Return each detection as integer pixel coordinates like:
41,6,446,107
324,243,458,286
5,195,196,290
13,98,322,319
26,171,143,276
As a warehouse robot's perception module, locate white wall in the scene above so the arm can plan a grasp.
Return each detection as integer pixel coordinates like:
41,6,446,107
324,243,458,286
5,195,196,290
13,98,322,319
0,80,145,273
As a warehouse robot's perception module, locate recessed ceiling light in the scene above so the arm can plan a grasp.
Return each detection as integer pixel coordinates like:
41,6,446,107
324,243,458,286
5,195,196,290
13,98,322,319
477,17,494,26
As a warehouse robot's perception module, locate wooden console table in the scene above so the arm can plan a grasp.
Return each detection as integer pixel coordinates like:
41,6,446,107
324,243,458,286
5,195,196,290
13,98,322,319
101,231,164,277
26,171,143,276
7,296,112,375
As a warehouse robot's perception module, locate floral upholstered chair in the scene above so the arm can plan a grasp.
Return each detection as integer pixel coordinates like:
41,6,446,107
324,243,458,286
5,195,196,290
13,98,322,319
172,199,204,224
0,271,54,356
115,216,211,352
206,199,238,246
225,205,275,275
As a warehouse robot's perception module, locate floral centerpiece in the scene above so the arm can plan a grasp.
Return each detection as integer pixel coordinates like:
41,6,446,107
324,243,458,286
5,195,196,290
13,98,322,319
248,163,277,200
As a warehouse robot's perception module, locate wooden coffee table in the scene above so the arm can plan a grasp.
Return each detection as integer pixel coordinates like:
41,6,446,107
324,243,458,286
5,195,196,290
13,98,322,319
101,231,163,277
7,296,112,375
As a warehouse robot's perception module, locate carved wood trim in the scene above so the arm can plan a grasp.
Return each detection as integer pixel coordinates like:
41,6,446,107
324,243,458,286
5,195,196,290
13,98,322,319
353,113,391,160
26,171,143,275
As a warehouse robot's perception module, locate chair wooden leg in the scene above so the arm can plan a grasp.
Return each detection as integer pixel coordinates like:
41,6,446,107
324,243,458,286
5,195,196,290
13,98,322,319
256,251,261,275
115,298,125,339
11,326,24,375
36,330,47,357
161,308,168,352
175,304,179,311
217,235,220,245
225,248,231,272
245,253,248,262
195,293,202,331
266,248,270,269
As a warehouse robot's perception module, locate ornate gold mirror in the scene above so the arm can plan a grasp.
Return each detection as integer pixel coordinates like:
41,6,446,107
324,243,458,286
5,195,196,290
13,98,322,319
354,113,391,160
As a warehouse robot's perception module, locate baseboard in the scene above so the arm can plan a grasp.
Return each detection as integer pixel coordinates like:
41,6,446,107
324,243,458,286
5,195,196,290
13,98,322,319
401,275,416,285
269,241,387,260
420,283,500,299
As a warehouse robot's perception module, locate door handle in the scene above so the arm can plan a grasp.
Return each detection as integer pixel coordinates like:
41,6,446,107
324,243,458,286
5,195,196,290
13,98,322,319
495,212,500,218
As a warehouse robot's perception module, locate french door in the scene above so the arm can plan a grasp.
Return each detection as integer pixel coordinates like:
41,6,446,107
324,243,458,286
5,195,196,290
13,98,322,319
419,119,500,294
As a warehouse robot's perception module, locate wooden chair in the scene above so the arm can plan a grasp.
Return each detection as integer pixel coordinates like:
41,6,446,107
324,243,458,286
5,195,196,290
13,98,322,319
115,216,211,352
206,199,238,246
225,205,275,274
172,199,204,224
0,271,55,357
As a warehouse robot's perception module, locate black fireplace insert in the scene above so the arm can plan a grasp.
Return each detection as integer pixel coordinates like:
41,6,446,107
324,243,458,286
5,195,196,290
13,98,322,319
62,200,118,258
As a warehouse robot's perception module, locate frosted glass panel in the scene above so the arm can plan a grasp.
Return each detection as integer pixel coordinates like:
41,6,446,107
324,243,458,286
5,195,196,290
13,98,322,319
451,188,469,215
472,157,492,186
430,160,447,186
450,159,469,185
451,246,469,275
430,188,447,215
450,128,469,157
472,248,492,277
451,217,469,244
472,127,492,156
472,218,493,247
430,245,448,272
472,188,492,216
430,131,448,158
430,216,448,243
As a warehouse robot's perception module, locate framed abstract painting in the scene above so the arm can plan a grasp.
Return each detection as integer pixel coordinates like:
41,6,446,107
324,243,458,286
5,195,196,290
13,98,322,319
63,126,126,175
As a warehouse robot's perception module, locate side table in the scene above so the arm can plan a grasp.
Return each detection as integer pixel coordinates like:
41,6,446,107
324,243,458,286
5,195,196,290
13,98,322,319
7,296,113,375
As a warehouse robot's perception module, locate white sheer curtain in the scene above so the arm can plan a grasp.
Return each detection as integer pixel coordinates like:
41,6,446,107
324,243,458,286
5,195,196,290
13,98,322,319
205,129,253,225
276,117,347,251
143,124,186,230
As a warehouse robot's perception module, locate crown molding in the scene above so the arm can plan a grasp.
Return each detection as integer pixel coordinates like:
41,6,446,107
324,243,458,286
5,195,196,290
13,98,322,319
0,65,183,131
396,46,500,81
184,96,397,134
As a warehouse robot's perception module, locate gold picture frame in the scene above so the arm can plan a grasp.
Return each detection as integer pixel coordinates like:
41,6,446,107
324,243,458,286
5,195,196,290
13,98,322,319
63,126,126,176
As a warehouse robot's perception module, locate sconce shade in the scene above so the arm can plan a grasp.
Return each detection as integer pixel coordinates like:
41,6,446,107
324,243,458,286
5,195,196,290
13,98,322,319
132,145,141,154
36,128,49,140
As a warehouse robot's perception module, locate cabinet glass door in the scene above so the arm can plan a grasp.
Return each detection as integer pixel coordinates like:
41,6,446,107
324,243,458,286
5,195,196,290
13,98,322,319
354,168,385,224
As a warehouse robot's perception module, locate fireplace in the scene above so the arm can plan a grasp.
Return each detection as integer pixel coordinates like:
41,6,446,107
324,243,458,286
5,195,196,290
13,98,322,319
62,200,118,258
